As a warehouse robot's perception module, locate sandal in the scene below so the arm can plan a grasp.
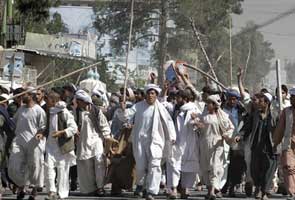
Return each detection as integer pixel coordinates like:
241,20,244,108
96,188,105,197
208,195,216,200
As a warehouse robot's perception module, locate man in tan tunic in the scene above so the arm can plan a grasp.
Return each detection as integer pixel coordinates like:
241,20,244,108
273,87,295,198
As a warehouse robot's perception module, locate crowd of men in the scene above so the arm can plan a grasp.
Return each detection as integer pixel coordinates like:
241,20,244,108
0,66,295,200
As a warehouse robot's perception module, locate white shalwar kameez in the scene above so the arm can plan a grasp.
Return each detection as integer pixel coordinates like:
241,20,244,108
8,104,46,188
125,100,176,195
76,108,111,194
166,102,202,189
178,102,201,188
45,102,77,198
199,110,234,190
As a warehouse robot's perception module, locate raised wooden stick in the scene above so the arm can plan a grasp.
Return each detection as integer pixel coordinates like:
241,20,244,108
123,0,135,104
189,17,219,81
183,63,227,90
243,41,251,82
0,60,102,104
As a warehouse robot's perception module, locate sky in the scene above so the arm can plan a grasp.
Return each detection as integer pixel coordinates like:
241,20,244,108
233,0,295,61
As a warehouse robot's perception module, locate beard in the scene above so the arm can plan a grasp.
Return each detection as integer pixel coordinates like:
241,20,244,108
22,96,30,104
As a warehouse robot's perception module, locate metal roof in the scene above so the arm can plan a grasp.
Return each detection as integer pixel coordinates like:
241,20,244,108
19,32,97,62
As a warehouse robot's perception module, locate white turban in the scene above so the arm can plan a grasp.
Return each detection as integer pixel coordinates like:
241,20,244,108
263,92,273,103
207,94,222,107
289,87,295,96
144,84,161,95
92,88,104,97
75,89,93,104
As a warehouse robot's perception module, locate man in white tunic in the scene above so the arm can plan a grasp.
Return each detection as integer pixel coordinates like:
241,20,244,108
36,91,77,199
166,89,201,199
74,90,114,196
8,88,46,200
124,84,176,200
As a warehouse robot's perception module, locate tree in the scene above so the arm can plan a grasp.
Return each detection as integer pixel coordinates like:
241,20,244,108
47,12,69,34
167,0,243,86
97,59,119,92
94,0,164,83
232,21,275,91
93,0,244,86
15,0,51,32
15,0,61,33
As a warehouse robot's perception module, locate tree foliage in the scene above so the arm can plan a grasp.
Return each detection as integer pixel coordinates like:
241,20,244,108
93,0,159,55
93,0,246,86
15,0,62,33
47,12,69,34
15,0,51,23
232,21,275,90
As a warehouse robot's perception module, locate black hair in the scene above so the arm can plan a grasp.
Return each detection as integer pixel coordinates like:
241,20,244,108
260,88,269,94
275,84,288,94
184,87,196,101
135,88,145,97
0,86,9,94
13,88,25,95
177,89,194,102
202,86,219,95
202,86,211,94
63,83,76,93
51,87,64,96
0,96,6,102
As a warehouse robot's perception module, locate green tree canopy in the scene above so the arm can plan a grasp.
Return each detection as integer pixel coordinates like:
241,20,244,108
93,0,244,86
232,21,275,91
47,12,69,34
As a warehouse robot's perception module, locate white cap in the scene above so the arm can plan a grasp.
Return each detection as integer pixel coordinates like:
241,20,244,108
263,93,273,102
92,88,104,97
144,84,161,95
207,94,222,107
75,89,93,104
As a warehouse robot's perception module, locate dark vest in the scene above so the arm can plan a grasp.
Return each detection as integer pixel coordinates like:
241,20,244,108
45,111,75,154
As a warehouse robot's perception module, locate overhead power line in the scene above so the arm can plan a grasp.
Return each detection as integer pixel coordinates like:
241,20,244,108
234,6,295,37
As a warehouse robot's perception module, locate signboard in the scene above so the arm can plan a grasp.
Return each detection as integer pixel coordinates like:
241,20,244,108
2,56,24,82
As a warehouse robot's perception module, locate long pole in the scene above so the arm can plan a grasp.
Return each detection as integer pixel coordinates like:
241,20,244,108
243,41,251,82
122,0,134,103
0,61,102,104
229,16,233,87
276,59,283,112
189,17,219,81
183,63,227,90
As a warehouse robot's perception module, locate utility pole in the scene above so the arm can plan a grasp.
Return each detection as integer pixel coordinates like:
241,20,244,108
229,15,233,87
276,59,283,112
